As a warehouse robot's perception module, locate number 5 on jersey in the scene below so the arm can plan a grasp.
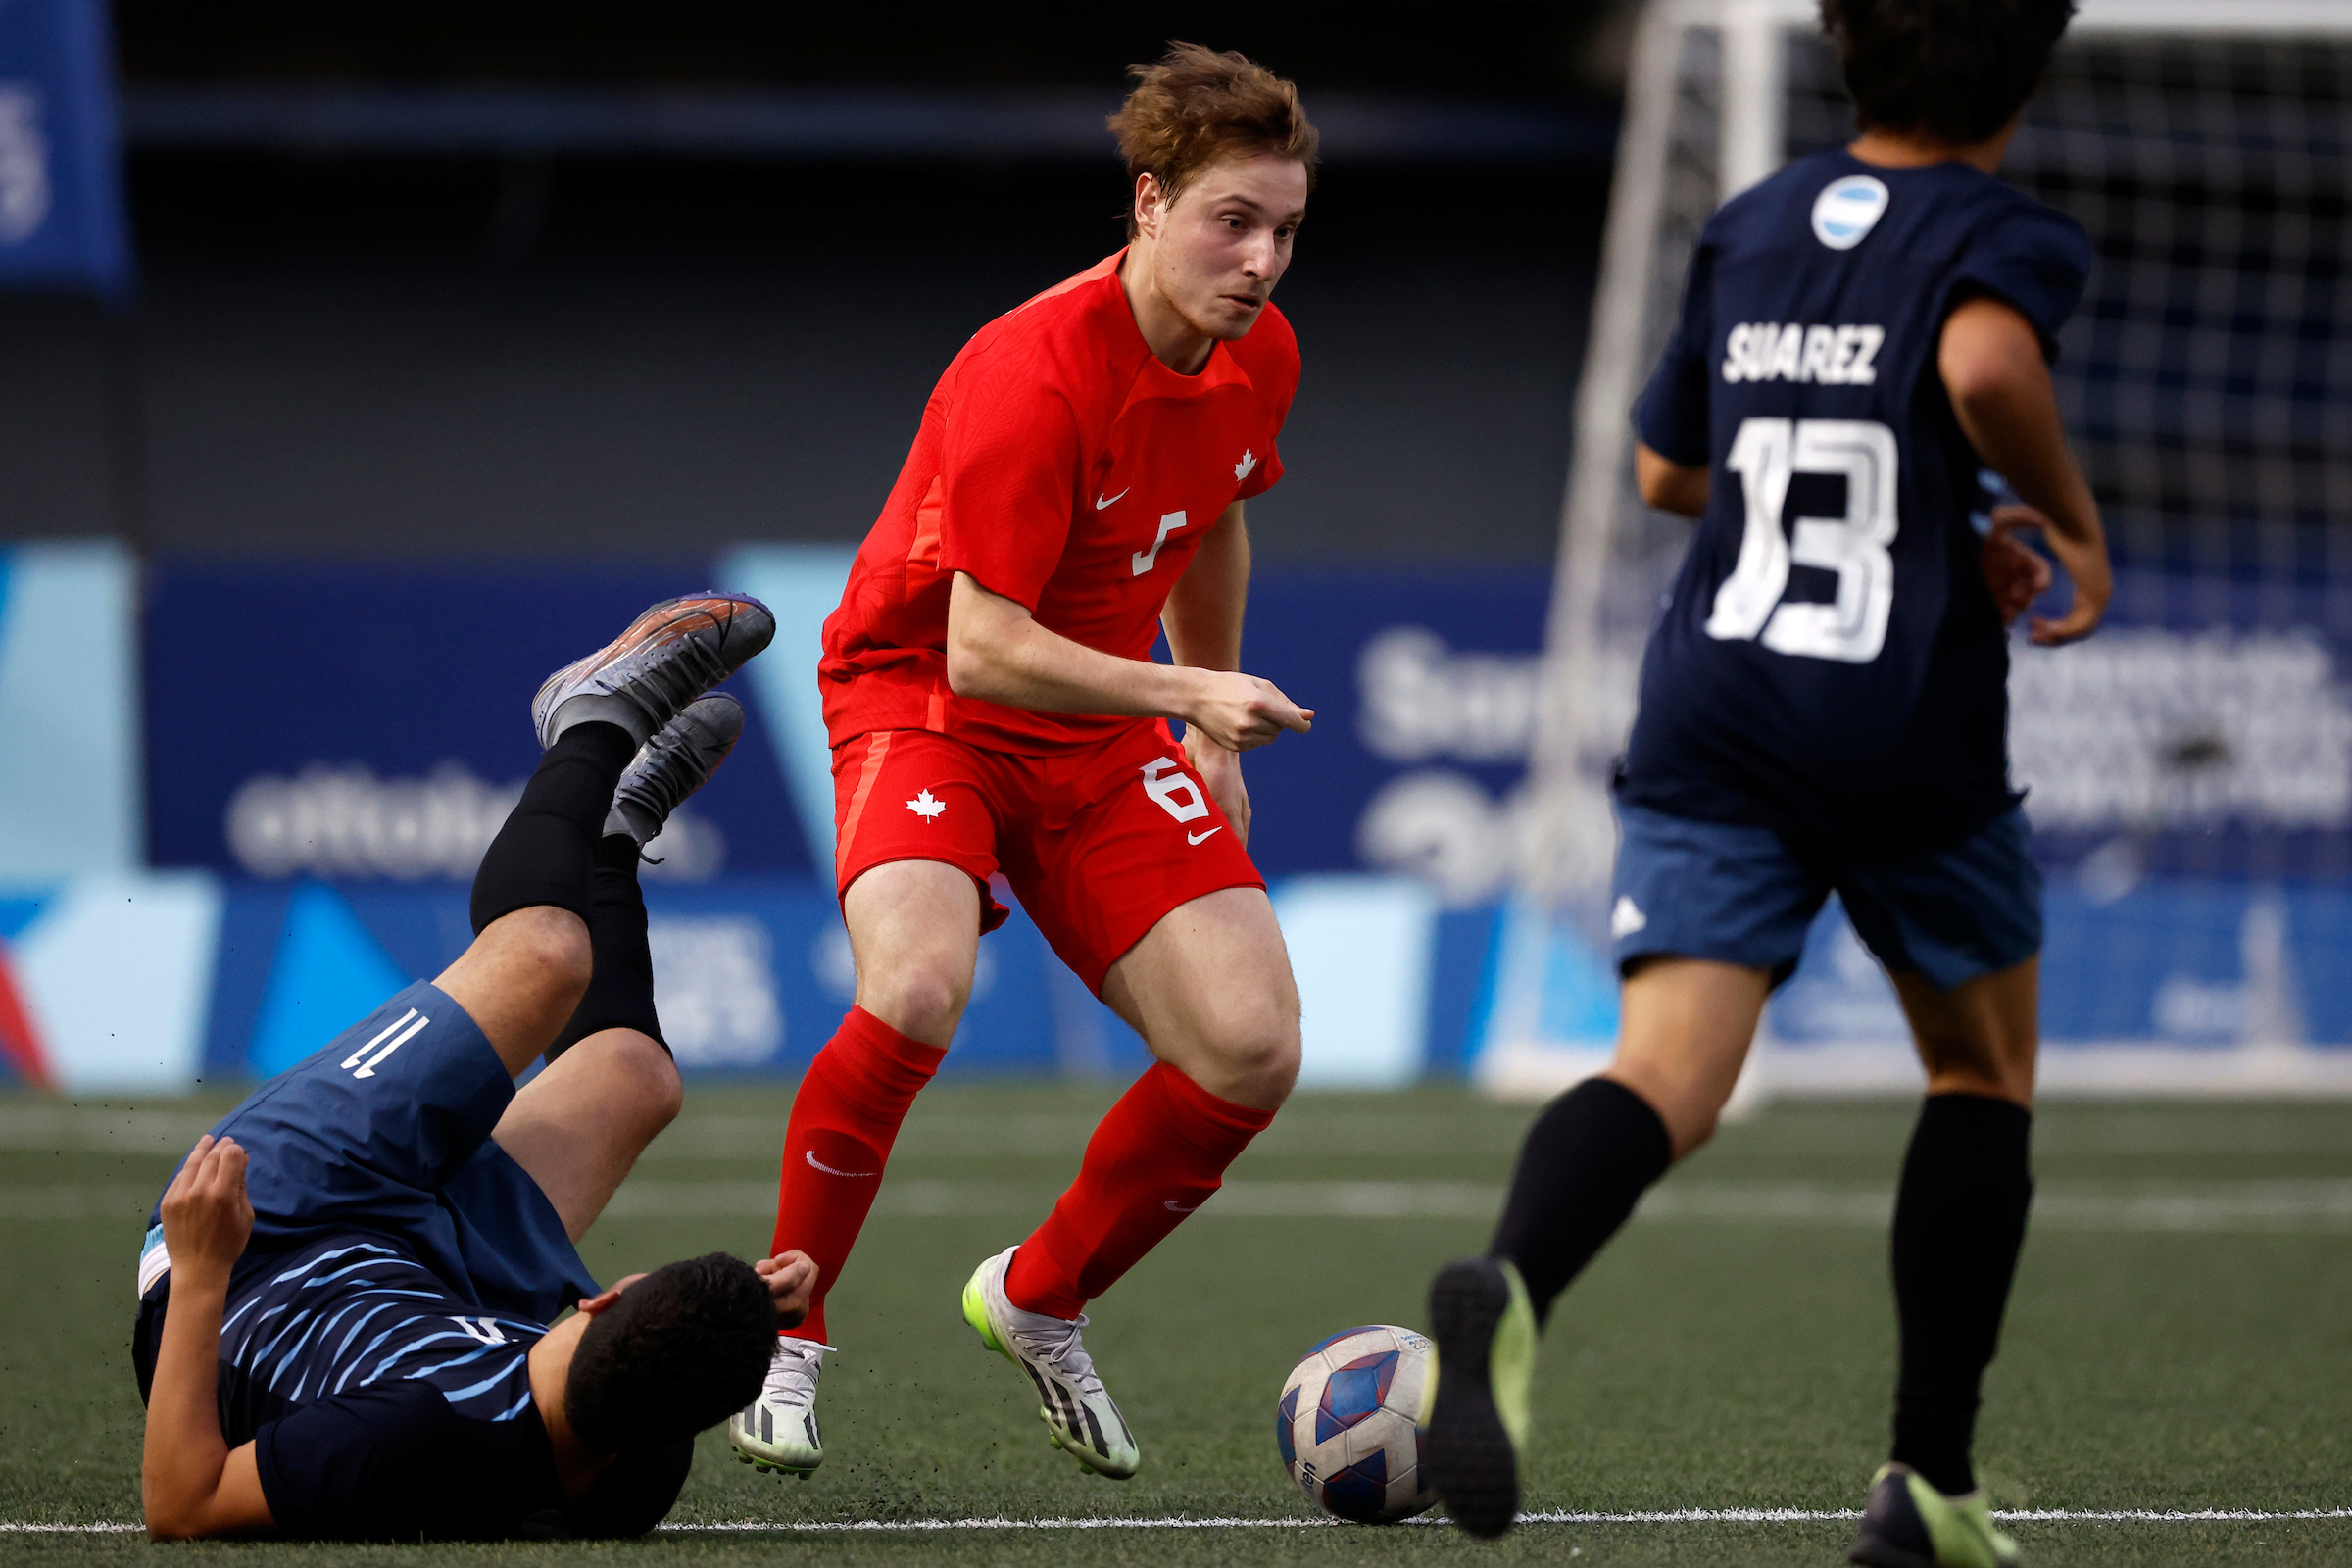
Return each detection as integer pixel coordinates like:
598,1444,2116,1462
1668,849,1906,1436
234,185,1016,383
1707,416,1898,663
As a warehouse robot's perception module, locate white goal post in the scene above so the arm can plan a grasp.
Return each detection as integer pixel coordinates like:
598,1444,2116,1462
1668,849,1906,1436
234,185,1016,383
1489,0,2352,1099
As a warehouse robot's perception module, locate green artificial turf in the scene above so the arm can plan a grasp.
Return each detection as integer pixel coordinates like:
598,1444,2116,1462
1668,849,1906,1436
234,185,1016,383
3,1087,2349,1565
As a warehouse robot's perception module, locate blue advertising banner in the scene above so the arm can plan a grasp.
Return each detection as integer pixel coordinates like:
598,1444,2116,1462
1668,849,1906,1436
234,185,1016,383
145,560,814,880
144,557,1558,888
0,0,129,300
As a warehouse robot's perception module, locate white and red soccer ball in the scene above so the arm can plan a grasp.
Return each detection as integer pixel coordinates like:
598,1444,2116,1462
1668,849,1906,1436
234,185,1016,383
1277,1324,1436,1523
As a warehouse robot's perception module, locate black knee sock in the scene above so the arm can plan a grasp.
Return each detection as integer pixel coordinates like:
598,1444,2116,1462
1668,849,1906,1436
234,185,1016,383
546,834,668,1061
468,722,637,935
1489,1077,1675,1324
1889,1093,2034,1496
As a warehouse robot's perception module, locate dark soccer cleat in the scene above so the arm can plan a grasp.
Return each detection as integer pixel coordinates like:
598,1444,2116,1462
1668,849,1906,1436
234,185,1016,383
1849,1463,2021,1568
1425,1256,1536,1539
605,694,743,847
531,593,774,750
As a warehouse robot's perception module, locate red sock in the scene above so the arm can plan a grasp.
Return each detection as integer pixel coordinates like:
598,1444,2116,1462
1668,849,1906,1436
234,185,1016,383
769,1006,945,1342
1004,1062,1274,1318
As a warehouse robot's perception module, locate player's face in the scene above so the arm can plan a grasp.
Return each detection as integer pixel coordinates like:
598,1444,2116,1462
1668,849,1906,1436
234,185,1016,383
1142,154,1308,342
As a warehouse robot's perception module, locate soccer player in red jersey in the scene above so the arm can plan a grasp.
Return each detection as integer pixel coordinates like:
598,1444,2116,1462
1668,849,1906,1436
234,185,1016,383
728,45,1317,1483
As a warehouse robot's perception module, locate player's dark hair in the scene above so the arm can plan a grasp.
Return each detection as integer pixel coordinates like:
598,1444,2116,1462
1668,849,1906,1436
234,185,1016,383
1110,41,1317,238
1819,0,2076,146
564,1252,774,1453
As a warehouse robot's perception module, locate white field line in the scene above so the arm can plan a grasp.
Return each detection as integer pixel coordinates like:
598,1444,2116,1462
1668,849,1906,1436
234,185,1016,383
8,1508,2352,1535
13,1178,2352,1231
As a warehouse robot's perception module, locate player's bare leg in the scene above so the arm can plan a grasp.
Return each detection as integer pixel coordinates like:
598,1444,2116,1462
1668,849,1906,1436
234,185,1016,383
737,859,977,1477
492,1028,681,1241
1894,956,2038,1105
459,692,746,1238
1851,958,2037,1568
435,908,594,1078
1603,958,1773,1156
1098,885,1300,1109
846,859,984,1048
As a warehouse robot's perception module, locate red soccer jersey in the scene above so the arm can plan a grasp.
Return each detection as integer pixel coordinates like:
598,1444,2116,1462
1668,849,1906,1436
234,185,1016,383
819,251,1300,755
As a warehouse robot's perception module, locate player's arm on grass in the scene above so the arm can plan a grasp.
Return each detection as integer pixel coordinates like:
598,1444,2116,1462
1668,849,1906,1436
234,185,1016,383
1940,294,2109,644
1159,502,1256,838
142,1136,272,1541
945,564,1311,754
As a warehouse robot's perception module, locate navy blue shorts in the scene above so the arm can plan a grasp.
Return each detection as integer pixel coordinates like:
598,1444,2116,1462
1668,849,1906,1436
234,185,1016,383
144,980,595,1325
1609,803,2042,992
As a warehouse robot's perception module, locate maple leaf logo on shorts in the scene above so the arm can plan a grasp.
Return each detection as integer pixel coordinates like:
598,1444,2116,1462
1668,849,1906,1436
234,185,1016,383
906,789,947,820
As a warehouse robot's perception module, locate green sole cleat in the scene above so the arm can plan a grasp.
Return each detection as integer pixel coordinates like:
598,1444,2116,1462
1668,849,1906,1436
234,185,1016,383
1849,1463,2021,1568
1425,1256,1537,1538
961,1248,1140,1480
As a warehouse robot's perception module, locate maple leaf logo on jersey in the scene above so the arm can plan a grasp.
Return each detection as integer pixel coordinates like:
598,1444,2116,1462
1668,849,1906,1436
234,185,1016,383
1234,450,1257,482
906,789,946,820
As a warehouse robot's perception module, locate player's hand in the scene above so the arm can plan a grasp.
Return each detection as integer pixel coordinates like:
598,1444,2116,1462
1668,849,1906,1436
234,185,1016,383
159,1135,253,1286
756,1250,818,1330
1182,670,1311,753
1184,728,1250,846
1988,503,2109,646
1982,504,2054,627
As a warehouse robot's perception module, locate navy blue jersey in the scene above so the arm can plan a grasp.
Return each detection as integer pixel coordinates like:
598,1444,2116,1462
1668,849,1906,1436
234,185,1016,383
1622,147,2092,851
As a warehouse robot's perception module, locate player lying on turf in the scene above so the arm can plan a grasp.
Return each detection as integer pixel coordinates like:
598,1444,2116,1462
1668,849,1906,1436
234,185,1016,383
730,44,1315,1484
134,594,821,1542
1423,3,2105,1564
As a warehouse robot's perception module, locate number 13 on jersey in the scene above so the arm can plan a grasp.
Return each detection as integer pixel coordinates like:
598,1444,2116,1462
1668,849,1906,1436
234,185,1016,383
1706,416,1899,664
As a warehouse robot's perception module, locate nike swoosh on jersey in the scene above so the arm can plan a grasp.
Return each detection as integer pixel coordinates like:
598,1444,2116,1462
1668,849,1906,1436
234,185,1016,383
1094,488,1129,510
1187,827,1223,846
806,1151,880,1179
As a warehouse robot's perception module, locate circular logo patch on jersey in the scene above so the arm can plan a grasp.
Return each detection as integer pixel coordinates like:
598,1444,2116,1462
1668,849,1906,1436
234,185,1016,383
1811,175,1889,251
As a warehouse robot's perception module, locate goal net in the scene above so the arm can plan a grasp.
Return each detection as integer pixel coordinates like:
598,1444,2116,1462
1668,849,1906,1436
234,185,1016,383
1483,0,2352,1096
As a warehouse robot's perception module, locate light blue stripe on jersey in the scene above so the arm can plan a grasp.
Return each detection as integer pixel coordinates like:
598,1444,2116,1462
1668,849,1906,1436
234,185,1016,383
216,1236,548,1426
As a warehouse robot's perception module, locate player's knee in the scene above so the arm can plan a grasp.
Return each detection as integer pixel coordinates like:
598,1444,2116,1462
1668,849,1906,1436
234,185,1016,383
1205,998,1300,1105
635,1043,685,1129
495,906,594,1006
858,960,971,1043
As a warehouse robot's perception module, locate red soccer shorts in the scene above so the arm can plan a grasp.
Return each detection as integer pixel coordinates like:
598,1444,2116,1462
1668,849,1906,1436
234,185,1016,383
829,720,1264,995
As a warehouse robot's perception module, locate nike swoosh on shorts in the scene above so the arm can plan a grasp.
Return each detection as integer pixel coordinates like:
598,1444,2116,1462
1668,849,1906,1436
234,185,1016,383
1095,488,1129,510
1187,827,1222,846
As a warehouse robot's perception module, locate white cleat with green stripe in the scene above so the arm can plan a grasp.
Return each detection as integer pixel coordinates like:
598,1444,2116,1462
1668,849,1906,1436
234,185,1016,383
728,1336,831,1479
961,1247,1140,1480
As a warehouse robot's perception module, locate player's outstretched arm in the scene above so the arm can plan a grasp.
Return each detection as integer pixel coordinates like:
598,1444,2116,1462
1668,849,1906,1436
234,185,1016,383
1161,503,1256,839
946,569,1312,752
143,1136,272,1541
1940,295,2111,645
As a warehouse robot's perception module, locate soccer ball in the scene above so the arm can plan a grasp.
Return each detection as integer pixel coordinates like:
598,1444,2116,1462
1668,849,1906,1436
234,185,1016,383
1276,1324,1436,1524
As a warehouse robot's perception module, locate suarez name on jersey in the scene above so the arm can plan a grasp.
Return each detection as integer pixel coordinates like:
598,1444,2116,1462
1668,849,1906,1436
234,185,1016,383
1622,148,2093,852
820,251,1300,756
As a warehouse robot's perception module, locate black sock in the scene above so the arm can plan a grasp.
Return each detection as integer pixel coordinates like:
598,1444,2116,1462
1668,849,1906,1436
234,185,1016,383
1489,1077,1674,1324
468,723,637,935
1889,1093,2034,1496
546,834,668,1061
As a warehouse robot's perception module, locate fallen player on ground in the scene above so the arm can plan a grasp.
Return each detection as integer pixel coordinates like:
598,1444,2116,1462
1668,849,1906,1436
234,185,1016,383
135,593,818,1541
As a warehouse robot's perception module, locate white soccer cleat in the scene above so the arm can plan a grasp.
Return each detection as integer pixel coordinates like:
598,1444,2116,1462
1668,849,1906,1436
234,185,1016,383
728,1336,832,1478
960,1246,1140,1480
